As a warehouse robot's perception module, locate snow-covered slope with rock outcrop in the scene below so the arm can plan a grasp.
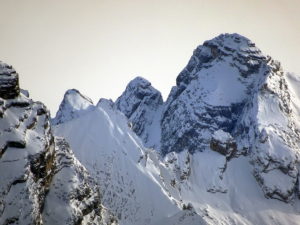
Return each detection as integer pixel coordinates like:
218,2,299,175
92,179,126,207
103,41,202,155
2,32,300,225
54,98,206,225
0,62,117,225
53,33,300,225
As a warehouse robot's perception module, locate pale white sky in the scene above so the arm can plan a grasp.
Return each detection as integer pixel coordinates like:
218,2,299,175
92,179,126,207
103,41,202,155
0,0,299,114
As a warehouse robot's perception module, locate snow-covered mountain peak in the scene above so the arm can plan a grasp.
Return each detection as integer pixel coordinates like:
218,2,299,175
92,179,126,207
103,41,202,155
52,89,94,125
116,76,162,118
96,98,114,109
115,76,163,148
176,33,268,88
203,33,255,53
161,33,279,155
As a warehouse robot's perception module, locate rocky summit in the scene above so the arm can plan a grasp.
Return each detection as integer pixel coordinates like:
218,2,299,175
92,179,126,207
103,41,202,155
2,33,300,225
115,77,163,149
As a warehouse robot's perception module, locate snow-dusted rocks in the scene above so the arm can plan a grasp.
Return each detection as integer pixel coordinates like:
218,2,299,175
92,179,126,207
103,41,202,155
235,59,300,202
0,64,117,225
52,89,94,125
161,33,269,155
0,62,20,99
43,137,118,225
0,92,54,224
115,77,163,148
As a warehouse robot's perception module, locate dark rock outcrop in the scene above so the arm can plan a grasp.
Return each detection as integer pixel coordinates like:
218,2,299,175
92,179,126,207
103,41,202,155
0,62,20,99
210,130,237,159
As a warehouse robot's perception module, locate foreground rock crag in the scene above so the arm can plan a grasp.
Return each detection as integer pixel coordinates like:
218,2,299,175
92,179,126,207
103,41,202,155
0,62,117,225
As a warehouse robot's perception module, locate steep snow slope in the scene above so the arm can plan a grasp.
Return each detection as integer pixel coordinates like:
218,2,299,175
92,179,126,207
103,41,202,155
54,99,206,225
43,137,117,225
164,150,300,225
53,94,300,225
54,92,300,225
0,61,117,225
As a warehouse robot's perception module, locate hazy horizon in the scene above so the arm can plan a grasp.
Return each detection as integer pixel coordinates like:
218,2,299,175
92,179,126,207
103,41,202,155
0,0,299,114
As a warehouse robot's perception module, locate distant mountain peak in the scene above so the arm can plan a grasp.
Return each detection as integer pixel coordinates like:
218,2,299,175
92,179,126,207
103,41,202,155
116,76,162,118
116,76,163,148
52,88,94,125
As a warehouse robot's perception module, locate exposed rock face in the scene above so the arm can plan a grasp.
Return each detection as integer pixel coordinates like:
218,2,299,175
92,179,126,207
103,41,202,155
115,77,163,148
52,89,94,125
0,63,117,225
210,130,237,158
0,90,54,224
0,62,20,99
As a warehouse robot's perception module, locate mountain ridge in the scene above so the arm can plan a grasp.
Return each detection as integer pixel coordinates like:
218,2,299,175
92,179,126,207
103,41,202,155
52,33,300,224
1,33,300,225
